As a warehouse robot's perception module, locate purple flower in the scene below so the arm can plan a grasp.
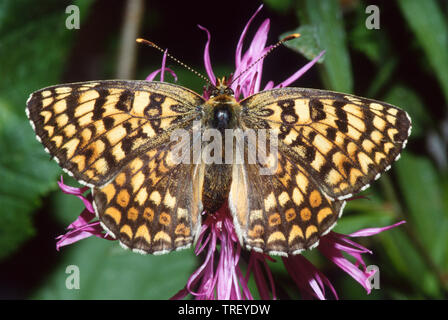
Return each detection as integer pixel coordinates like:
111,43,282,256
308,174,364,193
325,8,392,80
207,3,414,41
55,177,113,250
172,204,254,300
198,4,325,101
145,49,178,83
318,222,406,295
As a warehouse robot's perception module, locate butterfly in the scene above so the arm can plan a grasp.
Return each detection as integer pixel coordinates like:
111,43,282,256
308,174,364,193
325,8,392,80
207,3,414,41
26,77,411,256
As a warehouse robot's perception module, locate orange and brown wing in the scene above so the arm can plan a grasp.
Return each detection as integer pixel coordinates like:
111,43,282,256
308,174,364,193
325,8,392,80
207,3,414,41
229,138,345,256
26,80,204,187
233,87,411,255
27,80,206,254
93,138,204,254
240,87,411,200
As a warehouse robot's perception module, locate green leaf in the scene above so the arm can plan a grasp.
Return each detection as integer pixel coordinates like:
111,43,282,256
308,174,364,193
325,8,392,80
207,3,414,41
442,176,448,269
395,152,448,268
348,4,391,65
0,0,92,112
384,85,430,138
263,0,295,13
281,25,325,62
0,0,93,259
397,0,448,106
379,228,441,298
301,0,353,92
366,59,397,98
32,237,197,299
0,100,59,259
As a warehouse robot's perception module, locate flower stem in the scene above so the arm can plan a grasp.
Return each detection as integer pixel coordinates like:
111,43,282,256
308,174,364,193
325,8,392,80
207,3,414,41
116,0,144,79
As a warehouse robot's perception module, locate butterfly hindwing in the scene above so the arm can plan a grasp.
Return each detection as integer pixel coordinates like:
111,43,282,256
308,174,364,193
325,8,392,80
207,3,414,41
93,138,204,254
26,80,204,187
240,87,412,200
229,135,345,255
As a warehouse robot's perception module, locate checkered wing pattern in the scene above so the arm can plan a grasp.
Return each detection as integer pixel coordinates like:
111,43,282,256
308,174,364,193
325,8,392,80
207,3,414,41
27,80,206,253
228,87,411,255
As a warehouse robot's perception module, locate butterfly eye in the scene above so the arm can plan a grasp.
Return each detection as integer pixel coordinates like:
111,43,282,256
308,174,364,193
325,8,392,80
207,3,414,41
210,89,219,97
224,87,234,96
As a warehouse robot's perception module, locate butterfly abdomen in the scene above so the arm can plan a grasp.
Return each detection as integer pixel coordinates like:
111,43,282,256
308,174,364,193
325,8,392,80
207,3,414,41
202,163,233,213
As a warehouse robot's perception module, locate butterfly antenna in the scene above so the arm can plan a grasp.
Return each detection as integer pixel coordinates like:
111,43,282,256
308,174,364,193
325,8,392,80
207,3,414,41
229,33,300,86
136,38,213,86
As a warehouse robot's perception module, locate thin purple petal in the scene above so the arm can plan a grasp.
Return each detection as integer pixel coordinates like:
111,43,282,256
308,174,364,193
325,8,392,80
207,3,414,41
173,204,254,300
321,245,373,294
319,234,374,294
145,49,178,82
263,80,274,91
57,179,88,195
160,49,167,82
349,220,406,238
245,18,270,62
283,255,338,300
235,4,264,70
236,266,254,300
58,177,94,213
247,253,277,300
234,21,270,95
67,208,95,229
56,219,112,251
198,25,216,85
145,67,178,82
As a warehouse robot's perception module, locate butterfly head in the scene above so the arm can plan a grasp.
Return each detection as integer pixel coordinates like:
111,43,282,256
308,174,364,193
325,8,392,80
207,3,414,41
202,77,240,130
208,76,234,98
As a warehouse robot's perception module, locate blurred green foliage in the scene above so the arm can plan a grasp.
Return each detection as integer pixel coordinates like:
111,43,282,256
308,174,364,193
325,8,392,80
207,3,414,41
278,0,448,299
0,0,73,259
32,238,196,299
0,0,447,299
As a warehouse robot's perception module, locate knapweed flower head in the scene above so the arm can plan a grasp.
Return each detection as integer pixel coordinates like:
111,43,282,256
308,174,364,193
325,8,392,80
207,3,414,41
56,4,406,300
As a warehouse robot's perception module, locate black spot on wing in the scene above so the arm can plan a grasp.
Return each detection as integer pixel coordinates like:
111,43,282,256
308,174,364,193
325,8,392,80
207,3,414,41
92,90,108,121
116,90,133,112
335,108,348,133
326,127,337,141
103,117,115,130
310,99,326,121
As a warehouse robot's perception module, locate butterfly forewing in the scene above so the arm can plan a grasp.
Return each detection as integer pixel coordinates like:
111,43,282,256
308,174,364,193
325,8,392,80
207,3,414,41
26,80,204,187
27,80,206,253
240,87,412,200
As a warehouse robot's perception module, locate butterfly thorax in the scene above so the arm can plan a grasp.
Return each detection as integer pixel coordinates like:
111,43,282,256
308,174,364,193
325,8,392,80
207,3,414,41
203,94,239,130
